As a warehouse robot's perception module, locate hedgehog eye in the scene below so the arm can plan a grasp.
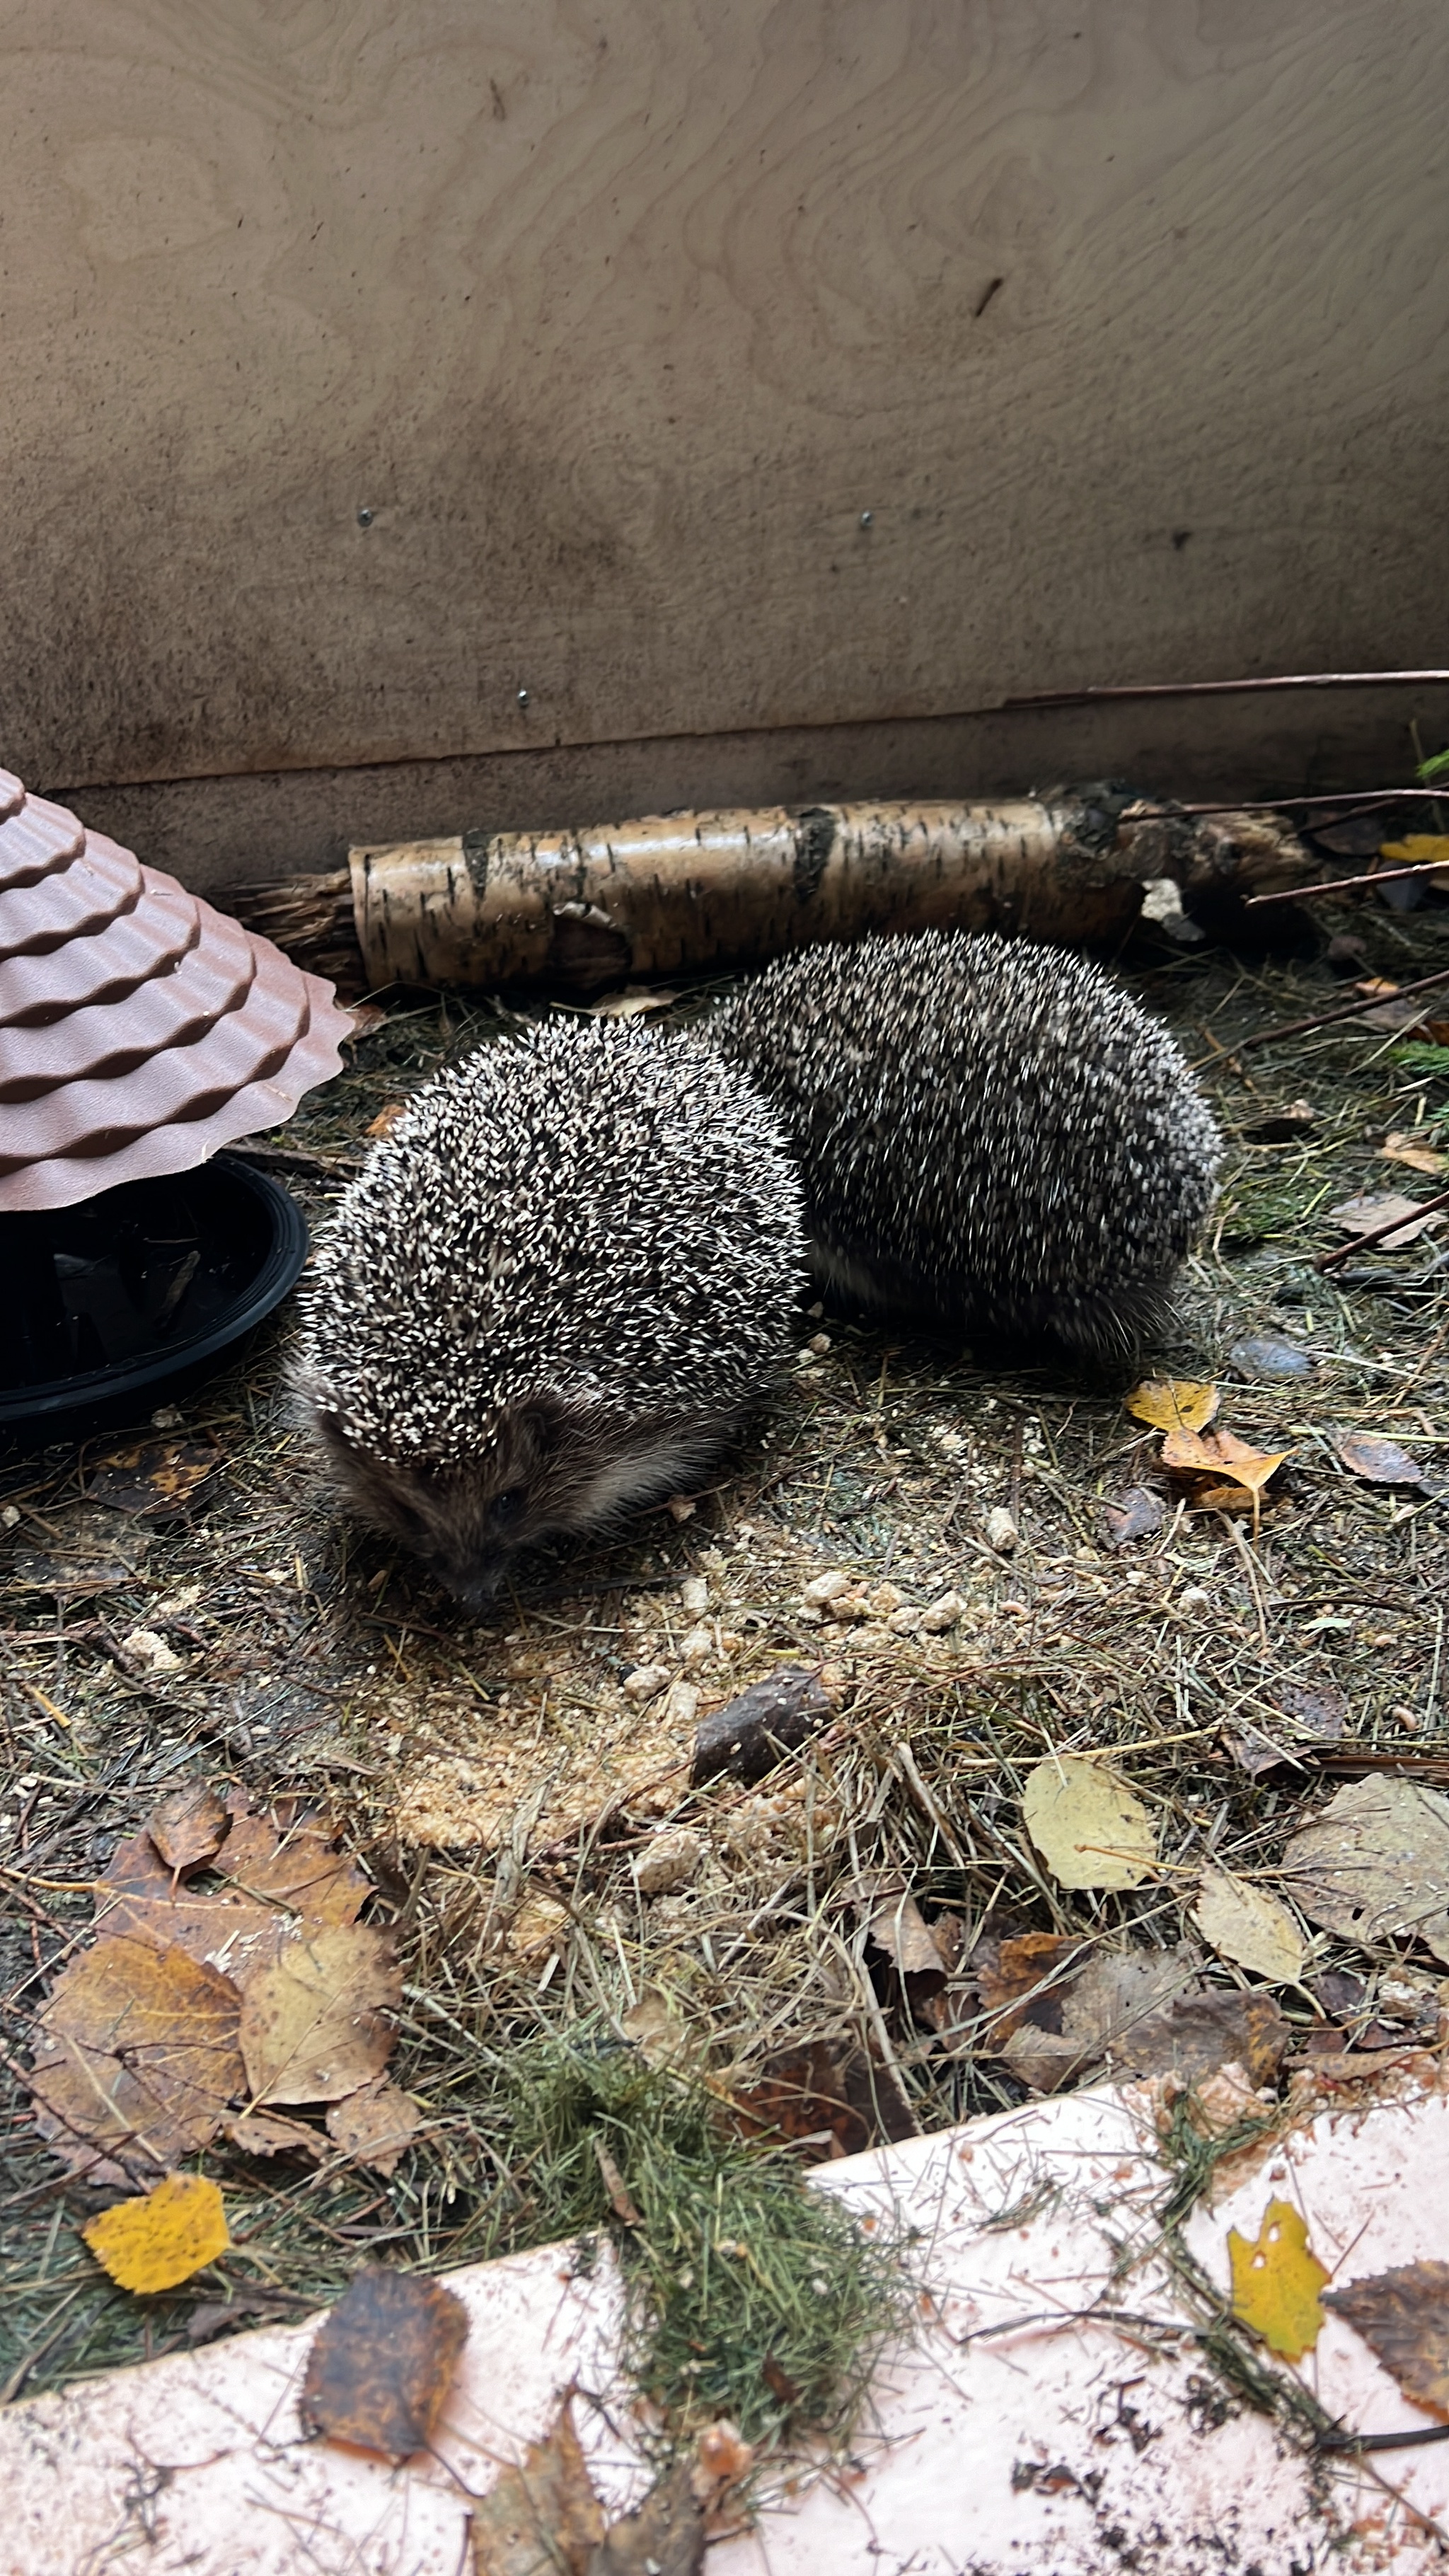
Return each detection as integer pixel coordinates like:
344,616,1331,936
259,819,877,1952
490,1488,524,1529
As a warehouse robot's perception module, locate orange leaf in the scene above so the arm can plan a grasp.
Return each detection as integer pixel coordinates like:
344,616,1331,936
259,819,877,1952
83,2172,229,2293
1228,2197,1328,2360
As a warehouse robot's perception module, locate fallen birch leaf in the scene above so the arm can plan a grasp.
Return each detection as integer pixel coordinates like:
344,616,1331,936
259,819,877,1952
471,2397,605,2573
29,1936,243,2184
325,2080,423,2175
591,2459,705,2576
239,1922,400,2106
1228,2197,1328,2360
214,1808,371,1928
1334,1430,1428,1488
366,1102,407,1138
86,1439,219,1518
1281,1774,1449,1965
224,2108,328,2159
1331,1191,1441,1249
1022,1756,1156,1890
147,1783,231,1876
867,1888,952,1984
1324,2261,1449,2418
1380,834,1449,870
1160,1426,1289,1532
301,2267,468,2461
731,2040,872,2159
996,1947,1196,2092
1191,1871,1305,1984
1126,1378,1219,1432
83,2172,229,2293
1381,1132,1448,1176
975,1931,1090,2041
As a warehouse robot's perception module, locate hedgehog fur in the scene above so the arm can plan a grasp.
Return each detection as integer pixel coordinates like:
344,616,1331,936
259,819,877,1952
294,1017,804,1607
710,928,1220,1363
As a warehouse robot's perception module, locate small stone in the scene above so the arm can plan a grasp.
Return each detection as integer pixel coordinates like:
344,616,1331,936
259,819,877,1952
1178,1586,1211,1614
681,1622,715,1666
666,1496,697,1523
808,1331,831,1355
919,1590,965,1634
1,1505,20,1530
886,1606,921,1634
679,1576,710,1615
623,1664,671,1703
149,1405,184,1430
984,1507,1017,1552
635,1827,705,1897
867,1582,905,1619
665,1677,700,1729
120,1626,184,1675
802,1569,853,1606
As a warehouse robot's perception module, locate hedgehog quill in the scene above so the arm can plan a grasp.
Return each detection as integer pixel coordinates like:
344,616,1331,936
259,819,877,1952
297,932,1219,1602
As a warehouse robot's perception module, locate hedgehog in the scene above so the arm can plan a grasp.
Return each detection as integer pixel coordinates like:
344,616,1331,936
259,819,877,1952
294,1017,804,1609
708,928,1220,1363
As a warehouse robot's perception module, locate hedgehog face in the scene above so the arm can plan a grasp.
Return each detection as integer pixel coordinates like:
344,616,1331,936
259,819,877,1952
305,1390,744,1612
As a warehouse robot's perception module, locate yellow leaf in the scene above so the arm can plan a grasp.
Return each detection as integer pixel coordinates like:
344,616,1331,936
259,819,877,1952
1228,2197,1328,2360
1022,1755,1157,1892
1125,1378,1219,1433
83,2172,229,2293
1191,1871,1305,1983
1379,835,1449,865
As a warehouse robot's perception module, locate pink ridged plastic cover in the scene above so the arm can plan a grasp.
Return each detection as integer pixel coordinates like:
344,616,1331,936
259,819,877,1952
0,767,353,1210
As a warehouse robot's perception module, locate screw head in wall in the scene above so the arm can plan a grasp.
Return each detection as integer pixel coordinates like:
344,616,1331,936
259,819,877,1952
357,507,374,527
516,686,530,708
859,509,873,528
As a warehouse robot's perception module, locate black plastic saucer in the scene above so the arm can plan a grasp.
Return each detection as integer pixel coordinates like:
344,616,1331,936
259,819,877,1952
0,1154,308,1446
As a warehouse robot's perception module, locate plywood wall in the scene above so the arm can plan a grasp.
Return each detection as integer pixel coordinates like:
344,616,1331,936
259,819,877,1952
2,0,1447,815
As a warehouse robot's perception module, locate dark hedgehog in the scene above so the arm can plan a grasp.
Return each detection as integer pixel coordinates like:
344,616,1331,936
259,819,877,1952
709,928,1220,1363
294,1017,804,1607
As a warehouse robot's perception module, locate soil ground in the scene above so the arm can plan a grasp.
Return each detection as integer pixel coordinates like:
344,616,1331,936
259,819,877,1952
1,877,1445,2405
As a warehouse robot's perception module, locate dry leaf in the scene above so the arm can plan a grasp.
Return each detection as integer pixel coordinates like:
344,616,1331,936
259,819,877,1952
301,2267,468,2461
29,1936,243,2184
239,1922,400,2106
590,2460,705,2576
867,1889,951,1984
1125,1379,1219,1433
147,1783,231,1875
1022,1756,1157,1891
83,2172,229,2293
975,1931,1089,2041
620,1989,690,2070
1331,1192,1442,1249
1228,2197,1328,2361
996,1947,1196,2092
96,1827,295,1984
1191,1871,1305,1984
732,2040,872,2159
224,2108,328,2159
325,2079,423,2176
1160,1426,1289,1532
1281,1774,1449,1965
471,2397,605,2574
1334,1431,1428,1488
86,1440,219,1518
1102,1485,1166,1548
215,1808,371,1927
1324,2261,1449,2418
1128,1989,1288,2088
366,1102,407,1138
1381,1132,1448,1177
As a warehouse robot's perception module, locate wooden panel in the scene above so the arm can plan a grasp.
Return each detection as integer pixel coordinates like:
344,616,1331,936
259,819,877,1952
2,0,1447,792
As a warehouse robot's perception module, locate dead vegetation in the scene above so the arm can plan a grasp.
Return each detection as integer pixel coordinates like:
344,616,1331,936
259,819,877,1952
1,876,1445,2435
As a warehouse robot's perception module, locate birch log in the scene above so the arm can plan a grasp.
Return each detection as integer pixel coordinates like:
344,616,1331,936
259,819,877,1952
336,794,1306,994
